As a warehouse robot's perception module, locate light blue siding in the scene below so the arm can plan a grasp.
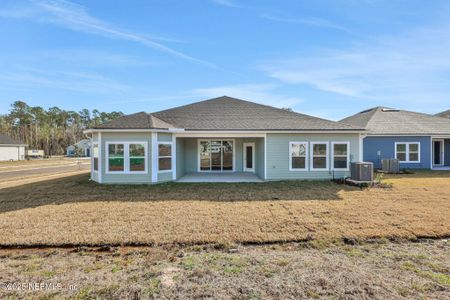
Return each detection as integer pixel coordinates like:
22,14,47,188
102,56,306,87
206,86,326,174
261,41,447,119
363,136,431,169
100,132,152,184
157,132,174,182
92,132,363,183
158,172,173,182
266,133,360,180
176,138,264,177
176,138,185,179
158,132,173,142
255,138,265,179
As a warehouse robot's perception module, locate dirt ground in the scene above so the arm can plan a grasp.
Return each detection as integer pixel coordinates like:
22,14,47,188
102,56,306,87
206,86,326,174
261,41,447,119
0,171,448,246
0,240,448,299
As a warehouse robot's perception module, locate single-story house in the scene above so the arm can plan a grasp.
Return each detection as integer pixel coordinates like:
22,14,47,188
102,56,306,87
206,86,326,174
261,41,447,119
340,107,450,170
84,96,365,184
436,109,450,119
0,133,27,161
67,139,91,157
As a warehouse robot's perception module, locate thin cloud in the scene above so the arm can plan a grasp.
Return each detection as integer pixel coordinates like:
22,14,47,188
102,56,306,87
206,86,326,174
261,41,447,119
262,19,450,110
1,0,217,68
212,0,237,7
0,68,130,94
260,13,351,33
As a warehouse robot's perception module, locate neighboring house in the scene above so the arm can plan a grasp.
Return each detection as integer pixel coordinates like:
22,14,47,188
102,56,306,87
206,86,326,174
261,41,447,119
84,96,365,184
0,133,27,161
436,109,450,119
67,139,91,157
341,107,450,170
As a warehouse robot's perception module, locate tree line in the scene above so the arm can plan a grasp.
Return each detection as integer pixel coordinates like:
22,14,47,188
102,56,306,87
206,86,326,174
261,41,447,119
0,101,123,156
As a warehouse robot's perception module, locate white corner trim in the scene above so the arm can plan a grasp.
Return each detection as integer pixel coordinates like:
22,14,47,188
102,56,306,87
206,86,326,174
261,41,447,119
264,134,267,180
358,134,364,163
172,135,177,180
289,141,308,171
151,132,158,182
331,141,350,171
98,132,103,183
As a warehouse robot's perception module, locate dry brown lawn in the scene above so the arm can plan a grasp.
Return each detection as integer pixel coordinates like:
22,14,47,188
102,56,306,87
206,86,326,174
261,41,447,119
0,171,449,246
0,240,448,299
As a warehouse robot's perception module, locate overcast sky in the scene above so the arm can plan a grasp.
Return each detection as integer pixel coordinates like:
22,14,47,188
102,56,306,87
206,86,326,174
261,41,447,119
1,0,449,120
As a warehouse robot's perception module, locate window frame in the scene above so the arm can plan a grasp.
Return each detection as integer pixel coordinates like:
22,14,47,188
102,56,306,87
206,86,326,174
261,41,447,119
289,141,308,171
105,141,148,174
92,143,99,173
197,139,235,172
310,142,329,171
395,142,420,163
331,141,350,171
158,142,173,173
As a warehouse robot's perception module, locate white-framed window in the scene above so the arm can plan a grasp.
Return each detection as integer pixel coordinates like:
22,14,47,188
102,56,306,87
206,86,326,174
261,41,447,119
92,143,99,172
129,143,146,172
310,142,329,170
395,142,420,163
331,142,350,170
289,142,308,171
106,142,148,174
158,142,173,172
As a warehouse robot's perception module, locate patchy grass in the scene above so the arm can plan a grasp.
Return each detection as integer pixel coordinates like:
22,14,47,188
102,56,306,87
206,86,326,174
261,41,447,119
0,172,449,246
0,240,448,299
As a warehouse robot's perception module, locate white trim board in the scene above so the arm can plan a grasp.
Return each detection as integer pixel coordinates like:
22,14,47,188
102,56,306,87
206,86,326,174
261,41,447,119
151,132,158,182
86,129,364,135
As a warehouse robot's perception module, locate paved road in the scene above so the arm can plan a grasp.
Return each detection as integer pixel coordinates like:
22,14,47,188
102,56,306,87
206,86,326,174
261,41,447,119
0,161,90,182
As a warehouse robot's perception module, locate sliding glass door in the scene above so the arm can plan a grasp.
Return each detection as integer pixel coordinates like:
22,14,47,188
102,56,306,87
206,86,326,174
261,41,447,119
199,140,234,171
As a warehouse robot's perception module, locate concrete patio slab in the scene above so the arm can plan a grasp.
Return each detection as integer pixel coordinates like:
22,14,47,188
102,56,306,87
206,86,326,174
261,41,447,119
177,172,263,183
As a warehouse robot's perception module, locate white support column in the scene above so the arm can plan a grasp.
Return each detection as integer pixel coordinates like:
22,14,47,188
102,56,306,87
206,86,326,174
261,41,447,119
90,135,93,180
151,132,158,183
264,133,267,180
98,132,103,183
430,136,433,170
172,134,177,180
358,134,365,163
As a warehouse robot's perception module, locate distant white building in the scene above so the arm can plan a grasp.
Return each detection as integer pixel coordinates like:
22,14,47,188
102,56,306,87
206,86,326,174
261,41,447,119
0,133,27,161
67,139,91,157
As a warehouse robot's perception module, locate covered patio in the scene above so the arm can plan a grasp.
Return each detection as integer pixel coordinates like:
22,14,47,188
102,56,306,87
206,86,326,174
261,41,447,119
176,172,263,183
175,136,266,181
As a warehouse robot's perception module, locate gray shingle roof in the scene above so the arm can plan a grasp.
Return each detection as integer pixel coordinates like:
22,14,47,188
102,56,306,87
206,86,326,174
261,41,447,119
94,112,175,129
94,96,362,131
0,133,26,145
340,106,450,135
436,109,450,119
